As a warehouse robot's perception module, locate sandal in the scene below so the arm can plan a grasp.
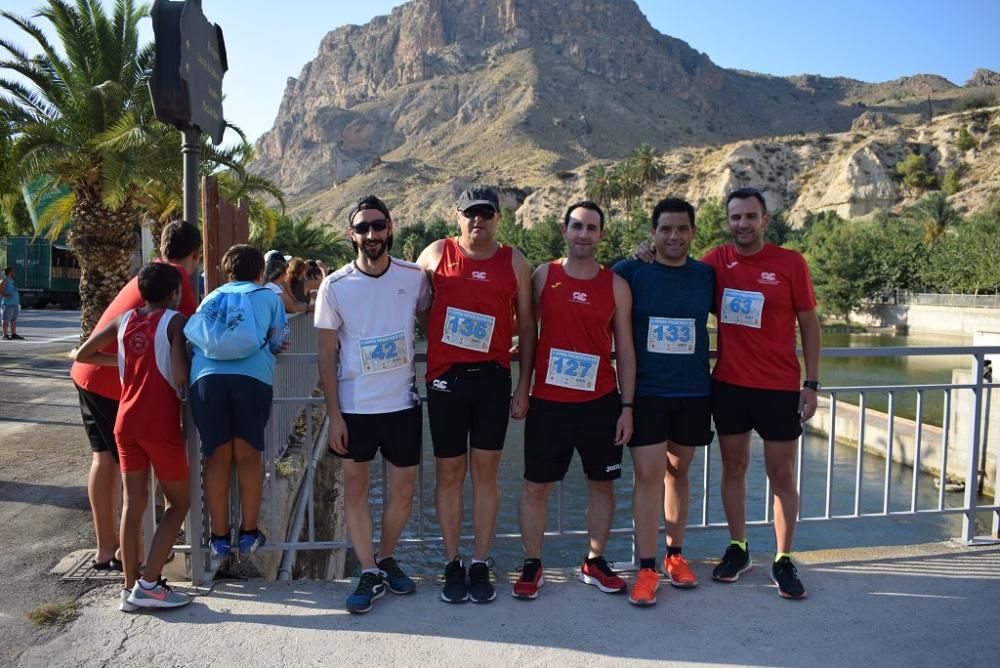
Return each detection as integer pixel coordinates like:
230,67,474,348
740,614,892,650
92,558,123,572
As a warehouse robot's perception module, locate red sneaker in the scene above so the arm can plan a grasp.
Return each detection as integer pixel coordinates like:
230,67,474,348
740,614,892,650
663,553,699,589
579,556,627,593
512,560,543,600
628,568,660,606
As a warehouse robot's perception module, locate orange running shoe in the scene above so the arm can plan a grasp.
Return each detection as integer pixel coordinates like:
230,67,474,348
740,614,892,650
663,553,699,589
628,568,660,606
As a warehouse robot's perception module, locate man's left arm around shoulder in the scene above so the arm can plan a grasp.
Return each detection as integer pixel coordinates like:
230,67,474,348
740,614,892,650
797,308,822,422
511,250,536,420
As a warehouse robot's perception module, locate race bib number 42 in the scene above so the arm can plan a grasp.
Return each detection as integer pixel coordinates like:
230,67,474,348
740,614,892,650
359,331,409,375
647,317,695,354
545,348,600,392
720,288,764,329
442,306,495,352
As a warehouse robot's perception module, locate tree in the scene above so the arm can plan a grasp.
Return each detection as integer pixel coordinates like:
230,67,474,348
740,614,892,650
2,1,163,336
907,191,960,247
956,126,977,151
689,198,729,259
267,214,352,267
584,164,618,209
0,125,32,236
942,168,962,196
895,154,938,196
495,206,526,249
631,143,665,190
610,159,643,213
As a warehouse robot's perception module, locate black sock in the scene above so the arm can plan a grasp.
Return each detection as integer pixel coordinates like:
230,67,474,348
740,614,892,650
240,528,259,537
523,558,541,568
639,557,656,570
585,555,603,565
667,546,683,557
211,533,229,541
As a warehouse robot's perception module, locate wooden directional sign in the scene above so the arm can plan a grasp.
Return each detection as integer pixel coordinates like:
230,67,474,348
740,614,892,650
150,0,228,144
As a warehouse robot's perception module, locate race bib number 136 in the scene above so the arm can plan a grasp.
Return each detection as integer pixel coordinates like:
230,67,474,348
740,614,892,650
442,306,495,352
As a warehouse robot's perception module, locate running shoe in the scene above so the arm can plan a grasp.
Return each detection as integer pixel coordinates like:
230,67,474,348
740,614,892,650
209,535,232,567
238,530,266,556
663,553,699,589
377,556,416,595
712,543,752,582
771,556,807,599
10,333,25,340
579,556,627,593
346,571,387,614
119,589,139,613
441,558,468,603
628,568,660,607
512,559,544,600
468,560,496,603
127,579,190,609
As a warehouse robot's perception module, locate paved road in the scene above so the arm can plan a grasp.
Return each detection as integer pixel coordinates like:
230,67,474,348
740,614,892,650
1,307,82,349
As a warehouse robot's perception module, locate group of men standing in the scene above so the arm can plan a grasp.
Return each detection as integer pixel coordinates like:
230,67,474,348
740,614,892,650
314,185,820,614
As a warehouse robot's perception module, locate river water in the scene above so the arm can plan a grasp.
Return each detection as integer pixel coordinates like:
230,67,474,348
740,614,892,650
369,333,994,574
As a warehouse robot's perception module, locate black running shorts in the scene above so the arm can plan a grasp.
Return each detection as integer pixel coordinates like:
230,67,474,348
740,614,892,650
76,383,119,461
630,395,714,448
524,391,623,483
711,380,803,442
337,406,423,468
426,362,512,458
190,374,273,456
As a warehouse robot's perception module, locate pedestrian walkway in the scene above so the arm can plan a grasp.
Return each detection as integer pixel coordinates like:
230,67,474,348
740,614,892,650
18,541,1000,667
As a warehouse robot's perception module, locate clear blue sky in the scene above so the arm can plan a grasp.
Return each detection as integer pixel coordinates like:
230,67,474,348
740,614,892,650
3,0,998,143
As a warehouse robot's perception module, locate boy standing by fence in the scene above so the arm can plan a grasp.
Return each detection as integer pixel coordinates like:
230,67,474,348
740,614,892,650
72,263,192,610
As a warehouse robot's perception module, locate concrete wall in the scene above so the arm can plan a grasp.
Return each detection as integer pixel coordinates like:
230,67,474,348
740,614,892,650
852,304,1000,336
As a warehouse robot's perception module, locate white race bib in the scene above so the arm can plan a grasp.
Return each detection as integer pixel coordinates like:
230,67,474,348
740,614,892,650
647,317,695,354
442,306,495,352
359,331,409,375
545,348,600,392
720,288,764,329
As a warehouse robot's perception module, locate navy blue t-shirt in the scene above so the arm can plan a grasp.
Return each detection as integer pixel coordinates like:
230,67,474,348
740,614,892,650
613,258,715,398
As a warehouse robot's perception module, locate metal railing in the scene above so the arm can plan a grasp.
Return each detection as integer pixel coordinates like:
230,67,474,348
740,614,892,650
893,290,1000,309
168,341,1000,585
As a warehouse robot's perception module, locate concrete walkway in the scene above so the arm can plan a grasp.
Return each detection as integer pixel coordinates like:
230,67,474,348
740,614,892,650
19,541,1000,667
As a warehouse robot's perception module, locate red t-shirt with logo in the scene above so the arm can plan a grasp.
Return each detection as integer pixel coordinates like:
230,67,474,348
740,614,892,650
70,261,197,400
532,262,618,403
702,243,816,391
425,238,517,381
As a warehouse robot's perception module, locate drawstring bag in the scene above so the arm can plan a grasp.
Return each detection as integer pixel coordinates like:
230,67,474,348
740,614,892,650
184,284,268,360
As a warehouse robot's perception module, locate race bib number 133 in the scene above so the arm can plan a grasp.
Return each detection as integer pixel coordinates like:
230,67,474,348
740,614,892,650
647,317,695,354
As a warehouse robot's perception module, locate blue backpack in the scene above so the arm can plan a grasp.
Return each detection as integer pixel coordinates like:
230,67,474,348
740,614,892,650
184,283,269,360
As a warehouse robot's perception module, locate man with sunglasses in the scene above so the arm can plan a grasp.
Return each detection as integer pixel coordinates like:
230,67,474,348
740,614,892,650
512,201,636,602
704,188,821,600
417,185,536,604
316,195,430,614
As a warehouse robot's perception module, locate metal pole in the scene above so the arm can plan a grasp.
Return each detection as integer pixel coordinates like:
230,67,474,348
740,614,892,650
962,354,985,542
182,128,200,225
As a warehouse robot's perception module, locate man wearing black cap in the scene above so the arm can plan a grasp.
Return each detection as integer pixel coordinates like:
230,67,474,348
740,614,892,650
316,195,431,614
417,185,536,603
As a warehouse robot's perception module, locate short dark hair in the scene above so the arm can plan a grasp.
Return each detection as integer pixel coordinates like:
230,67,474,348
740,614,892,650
563,200,605,230
264,254,287,283
3,267,12,276
651,197,696,228
725,187,768,215
160,220,202,261
221,244,265,282
137,262,181,303
347,194,394,253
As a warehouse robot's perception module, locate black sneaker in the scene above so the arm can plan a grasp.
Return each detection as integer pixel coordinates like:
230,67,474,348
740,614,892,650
712,543,752,582
377,556,416,595
10,334,25,340
468,560,496,603
771,556,807,599
441,558,468,603
346,571,387,614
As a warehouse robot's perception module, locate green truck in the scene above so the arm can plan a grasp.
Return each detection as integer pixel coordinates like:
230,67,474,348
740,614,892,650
1,236,81,309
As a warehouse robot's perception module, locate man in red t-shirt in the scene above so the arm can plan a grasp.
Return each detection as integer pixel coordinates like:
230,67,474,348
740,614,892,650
702,188,821,600
512,201,636,603
69,220,200,570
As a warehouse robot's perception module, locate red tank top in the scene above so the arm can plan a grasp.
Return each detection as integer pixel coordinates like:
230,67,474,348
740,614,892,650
426,238,517,380
532,262,618,403
114,309,183,445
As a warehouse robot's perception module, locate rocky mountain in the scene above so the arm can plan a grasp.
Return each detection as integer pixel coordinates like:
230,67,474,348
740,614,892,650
252,0,999,226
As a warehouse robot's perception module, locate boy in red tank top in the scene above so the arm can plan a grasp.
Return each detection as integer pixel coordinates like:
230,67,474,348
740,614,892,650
73,264,192,611
417,186,537,604
512,201,636,602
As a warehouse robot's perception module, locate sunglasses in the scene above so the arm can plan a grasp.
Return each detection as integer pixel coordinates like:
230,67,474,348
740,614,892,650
461,206,496,220
351,219,389,234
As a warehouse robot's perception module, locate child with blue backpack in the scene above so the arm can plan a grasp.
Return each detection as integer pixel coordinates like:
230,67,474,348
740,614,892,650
186,244,287,563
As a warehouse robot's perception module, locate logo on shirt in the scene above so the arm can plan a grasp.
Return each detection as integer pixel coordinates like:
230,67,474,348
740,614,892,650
758,271,779,285
571,291,589,304
726,261,739,269
396,288,407,295
431,379,449,391
471,270,488,281
128,332,150,355
550,281,562,289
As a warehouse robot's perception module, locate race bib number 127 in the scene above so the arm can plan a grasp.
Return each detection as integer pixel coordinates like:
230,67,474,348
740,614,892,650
545,348,600,391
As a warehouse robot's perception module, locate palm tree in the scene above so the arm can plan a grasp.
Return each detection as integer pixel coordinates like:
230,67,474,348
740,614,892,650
585,164,619,209
908,191,960,247
631,143,665,189
268,214,353,267
1,0,156,336
611,159,644,213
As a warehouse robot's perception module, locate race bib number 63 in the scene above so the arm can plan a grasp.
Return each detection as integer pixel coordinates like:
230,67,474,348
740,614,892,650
720,288,764,329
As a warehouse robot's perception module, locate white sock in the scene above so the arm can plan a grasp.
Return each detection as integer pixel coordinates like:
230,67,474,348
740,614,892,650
138,578,158,589
361,567,381,575
470,559,487,566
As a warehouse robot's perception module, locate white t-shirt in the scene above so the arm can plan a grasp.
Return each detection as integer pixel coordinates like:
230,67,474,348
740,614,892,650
264,282,283,294
314,257,430,414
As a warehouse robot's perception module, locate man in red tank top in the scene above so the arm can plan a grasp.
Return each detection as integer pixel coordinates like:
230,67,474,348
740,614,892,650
417,186,536,604
511,201,636,602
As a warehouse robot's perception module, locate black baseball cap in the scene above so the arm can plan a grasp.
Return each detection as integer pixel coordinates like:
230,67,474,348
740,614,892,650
457,185,499,212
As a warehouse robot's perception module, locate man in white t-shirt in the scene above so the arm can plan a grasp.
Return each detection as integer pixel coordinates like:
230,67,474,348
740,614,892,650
315,195,431,615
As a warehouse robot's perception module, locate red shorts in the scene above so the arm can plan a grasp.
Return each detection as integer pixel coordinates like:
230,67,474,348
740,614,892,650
115,436,189,482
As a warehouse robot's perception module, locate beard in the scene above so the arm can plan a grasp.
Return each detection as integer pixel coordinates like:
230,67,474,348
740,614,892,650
361,238,388,261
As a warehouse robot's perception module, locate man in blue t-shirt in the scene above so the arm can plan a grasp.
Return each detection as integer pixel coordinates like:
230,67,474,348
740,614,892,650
1,266,23,340
613,197,714,606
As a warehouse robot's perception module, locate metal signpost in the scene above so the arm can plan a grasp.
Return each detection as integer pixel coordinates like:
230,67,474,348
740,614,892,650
149,0,228,226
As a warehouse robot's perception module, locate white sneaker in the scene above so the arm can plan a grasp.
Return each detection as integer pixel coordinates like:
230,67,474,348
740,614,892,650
127,579,191,609
119,589,139,613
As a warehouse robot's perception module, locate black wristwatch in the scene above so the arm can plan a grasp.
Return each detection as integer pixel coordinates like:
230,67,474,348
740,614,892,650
802,380,820,391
